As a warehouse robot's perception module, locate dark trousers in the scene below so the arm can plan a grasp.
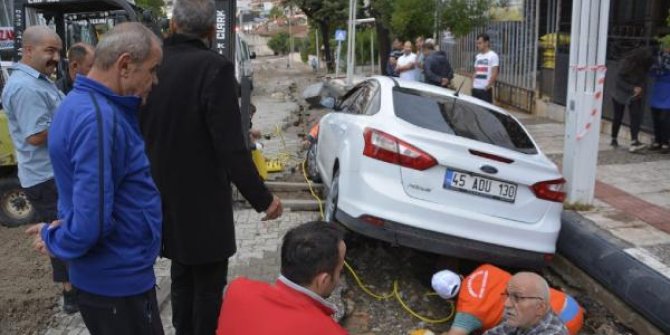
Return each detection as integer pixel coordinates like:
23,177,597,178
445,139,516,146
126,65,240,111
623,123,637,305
472,88,493,104
23,179,69,283
77,287,164,335
611,98,643,142
651,107,670,145
171,260,229,335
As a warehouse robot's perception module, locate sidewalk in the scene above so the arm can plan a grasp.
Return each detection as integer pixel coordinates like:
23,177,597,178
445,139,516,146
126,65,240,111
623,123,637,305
511,112,670,333
513,114,670,274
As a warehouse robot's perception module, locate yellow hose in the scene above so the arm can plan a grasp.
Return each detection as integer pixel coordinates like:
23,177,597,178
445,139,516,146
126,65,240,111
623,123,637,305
298,150,455,324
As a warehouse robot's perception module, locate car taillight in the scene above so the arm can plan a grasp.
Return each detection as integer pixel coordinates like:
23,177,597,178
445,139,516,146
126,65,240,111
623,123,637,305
363,128,437,171
532,178,566,203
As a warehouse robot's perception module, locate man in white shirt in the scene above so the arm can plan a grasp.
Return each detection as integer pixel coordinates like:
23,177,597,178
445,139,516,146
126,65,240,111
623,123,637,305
395,41,419,81
472,33,499,103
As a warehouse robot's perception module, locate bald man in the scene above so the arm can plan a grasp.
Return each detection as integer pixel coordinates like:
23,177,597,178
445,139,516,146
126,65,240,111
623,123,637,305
484,272,568,335
1,26,77,314
56,43,95,94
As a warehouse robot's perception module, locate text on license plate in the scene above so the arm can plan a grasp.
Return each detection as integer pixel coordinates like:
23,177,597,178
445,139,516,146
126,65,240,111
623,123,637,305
444,169,517,203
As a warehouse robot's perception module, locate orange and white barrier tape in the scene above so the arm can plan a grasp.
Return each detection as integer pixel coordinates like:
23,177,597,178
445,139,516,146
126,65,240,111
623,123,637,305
569,65,608,140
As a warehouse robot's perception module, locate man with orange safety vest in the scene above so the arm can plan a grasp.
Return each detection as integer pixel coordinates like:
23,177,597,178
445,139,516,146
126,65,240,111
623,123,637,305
431,264,583,335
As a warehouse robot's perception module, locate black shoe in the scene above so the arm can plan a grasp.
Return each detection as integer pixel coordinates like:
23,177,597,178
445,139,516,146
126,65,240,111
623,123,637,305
63,289,79,315
610,139,619,147
649,142,662,151
629,141,647,153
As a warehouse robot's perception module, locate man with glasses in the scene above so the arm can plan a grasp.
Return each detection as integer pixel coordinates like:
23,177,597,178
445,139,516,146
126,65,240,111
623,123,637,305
431,264,582,335
485,272,567,335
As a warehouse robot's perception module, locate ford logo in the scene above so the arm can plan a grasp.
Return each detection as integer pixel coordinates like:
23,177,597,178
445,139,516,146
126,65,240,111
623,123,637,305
480,165,498,174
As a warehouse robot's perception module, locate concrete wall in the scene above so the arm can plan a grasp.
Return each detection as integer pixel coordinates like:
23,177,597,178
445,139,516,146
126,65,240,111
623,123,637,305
244,34,275,57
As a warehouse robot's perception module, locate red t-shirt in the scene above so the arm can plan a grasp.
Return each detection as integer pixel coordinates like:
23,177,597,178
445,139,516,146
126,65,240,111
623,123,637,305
217,277,348,335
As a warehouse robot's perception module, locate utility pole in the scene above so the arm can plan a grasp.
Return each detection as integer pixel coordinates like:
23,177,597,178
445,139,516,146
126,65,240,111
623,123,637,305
346,0,357,86
287,5,292,68
563,0,611,204
315,28,320,72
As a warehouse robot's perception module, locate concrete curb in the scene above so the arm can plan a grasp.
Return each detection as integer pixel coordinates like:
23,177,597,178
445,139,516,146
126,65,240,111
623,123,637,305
558,211,670,333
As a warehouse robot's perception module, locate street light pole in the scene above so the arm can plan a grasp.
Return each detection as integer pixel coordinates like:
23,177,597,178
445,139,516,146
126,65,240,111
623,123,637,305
346,0,357,86
563,0,611,204
287,5,292,68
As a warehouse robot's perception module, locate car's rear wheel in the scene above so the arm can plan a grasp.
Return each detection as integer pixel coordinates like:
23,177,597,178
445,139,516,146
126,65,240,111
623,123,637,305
324,170,339,222
0,177,36,227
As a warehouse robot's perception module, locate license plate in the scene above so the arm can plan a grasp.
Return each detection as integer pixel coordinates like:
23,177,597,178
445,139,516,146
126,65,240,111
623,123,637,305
444,169,517,203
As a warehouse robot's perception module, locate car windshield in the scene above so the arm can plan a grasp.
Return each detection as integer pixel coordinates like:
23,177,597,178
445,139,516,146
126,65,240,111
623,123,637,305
393,87,537,154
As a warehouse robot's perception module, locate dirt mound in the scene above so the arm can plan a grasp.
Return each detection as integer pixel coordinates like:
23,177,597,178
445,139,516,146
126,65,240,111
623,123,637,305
0,225,59,334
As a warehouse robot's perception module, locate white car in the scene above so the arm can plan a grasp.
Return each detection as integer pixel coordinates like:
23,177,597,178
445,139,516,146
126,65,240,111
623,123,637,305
316,76,565,268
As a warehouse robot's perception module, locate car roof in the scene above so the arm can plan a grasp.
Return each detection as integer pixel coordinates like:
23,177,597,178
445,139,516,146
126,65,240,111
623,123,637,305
369,75,514,118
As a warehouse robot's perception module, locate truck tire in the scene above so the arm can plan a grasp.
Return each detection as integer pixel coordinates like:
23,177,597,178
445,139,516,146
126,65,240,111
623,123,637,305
0,177,36,227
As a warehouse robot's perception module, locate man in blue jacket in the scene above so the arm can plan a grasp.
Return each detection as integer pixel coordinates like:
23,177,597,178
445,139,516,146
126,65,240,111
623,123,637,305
26,22,165,334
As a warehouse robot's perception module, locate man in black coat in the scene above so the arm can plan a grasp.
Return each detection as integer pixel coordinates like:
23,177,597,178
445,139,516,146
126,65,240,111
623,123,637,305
141,0,283,334
422,39,454,88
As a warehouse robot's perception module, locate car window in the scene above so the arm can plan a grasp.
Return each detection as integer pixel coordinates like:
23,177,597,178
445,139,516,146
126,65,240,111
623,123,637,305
393,88,537,154
364,81,381,115
337,85,364,112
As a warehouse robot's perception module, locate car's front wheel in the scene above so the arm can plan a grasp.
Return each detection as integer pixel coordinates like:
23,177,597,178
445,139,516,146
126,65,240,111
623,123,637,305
324,170,339,222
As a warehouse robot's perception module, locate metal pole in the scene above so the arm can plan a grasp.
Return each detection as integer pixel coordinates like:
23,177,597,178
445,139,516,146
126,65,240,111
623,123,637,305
336,40,342,77
370,29,374,74
315,28,320,72
346,0,357,85
287,6,292,68
563,0,611,204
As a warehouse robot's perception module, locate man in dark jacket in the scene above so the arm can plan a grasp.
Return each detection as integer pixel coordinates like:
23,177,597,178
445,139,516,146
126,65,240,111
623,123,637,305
27,23,165,334
423,40,454,88
141,0,283,334
610,47,654,152
56,43,95,94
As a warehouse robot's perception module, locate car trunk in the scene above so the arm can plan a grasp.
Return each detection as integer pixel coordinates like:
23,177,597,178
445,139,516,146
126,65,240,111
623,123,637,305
393,88,562,223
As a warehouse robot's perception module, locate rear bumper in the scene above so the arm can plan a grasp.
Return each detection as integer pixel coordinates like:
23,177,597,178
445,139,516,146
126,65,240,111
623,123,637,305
336,210,551,269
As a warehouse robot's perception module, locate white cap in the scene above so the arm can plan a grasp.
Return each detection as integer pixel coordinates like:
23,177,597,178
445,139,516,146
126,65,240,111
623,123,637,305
431,269,461,300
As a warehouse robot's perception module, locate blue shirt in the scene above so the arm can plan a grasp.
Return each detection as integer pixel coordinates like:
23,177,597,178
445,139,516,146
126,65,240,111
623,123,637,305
650,50,670,109
1,63,63,187
42,76,162,297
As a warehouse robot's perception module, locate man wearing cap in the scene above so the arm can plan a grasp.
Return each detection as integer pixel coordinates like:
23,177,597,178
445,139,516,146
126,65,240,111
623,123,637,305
432,264,583,335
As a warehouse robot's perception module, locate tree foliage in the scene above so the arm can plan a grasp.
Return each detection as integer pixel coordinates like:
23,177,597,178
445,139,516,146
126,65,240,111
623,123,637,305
441,0,492,38
388,0,435,41
135,0,165,16
269,5,285,22
268,32,291,55
283,0,349,71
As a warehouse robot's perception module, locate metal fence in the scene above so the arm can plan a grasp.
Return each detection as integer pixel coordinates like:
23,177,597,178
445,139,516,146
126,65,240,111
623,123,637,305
444,0,540,113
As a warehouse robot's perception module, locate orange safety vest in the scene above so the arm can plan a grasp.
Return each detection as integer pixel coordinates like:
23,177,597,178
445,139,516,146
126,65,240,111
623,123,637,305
456,264,583,335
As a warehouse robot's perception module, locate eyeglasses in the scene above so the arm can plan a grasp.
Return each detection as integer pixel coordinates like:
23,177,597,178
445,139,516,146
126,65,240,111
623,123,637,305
501,292,544,304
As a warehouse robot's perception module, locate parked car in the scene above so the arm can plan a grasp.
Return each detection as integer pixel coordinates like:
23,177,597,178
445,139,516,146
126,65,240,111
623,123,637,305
316,76,565,268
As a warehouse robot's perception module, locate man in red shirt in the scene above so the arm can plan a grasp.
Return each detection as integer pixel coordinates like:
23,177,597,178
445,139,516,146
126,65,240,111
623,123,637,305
432,264,583,335
217,221,348,335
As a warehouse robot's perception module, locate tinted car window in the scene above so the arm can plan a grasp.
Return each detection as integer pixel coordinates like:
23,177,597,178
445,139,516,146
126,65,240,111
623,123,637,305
393,88,537,154
337,86,363,111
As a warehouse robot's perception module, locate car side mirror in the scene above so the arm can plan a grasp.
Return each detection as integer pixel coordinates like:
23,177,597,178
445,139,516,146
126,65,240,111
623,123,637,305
320,96,337,110
250,52,257,59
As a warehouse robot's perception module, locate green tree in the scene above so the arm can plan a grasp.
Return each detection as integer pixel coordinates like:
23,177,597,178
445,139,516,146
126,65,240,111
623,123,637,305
268,32,290,54
388,0,435,41
283,0,348,71
441,0,492,38
135,0,165,16
269,5,285,22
